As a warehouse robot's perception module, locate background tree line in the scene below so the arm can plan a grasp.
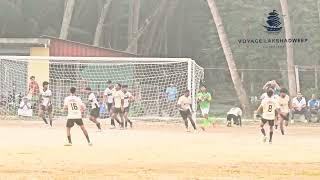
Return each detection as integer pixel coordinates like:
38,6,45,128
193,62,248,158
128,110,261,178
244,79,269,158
1,0,320,114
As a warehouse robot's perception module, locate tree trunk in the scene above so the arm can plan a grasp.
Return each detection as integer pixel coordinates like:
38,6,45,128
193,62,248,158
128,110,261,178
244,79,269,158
127,0,166,54
280,0,297,96
318,0,320,23
93,0,112,47
127,0,141,54
206,0,251,113
60,0,75,39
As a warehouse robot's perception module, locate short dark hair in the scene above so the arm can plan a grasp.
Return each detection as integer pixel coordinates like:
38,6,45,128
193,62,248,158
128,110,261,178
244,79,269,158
30,76,35,80
184,90,190,93
43,81,49,86
267,89,274,97
122,84,128,88
107,80,112,84
70,87,76,94
116,83,122,88
280,88,287,94
85,87,92,91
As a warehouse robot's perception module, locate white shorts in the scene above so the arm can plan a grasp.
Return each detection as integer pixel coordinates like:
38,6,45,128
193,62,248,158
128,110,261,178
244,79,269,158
200,108,209,116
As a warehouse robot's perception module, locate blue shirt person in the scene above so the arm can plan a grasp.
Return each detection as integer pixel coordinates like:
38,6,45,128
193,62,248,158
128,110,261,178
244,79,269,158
166,84,177,101
308,94,319,109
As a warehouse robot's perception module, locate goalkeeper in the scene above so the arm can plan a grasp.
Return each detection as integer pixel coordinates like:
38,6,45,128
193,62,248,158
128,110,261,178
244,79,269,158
197,86,214,130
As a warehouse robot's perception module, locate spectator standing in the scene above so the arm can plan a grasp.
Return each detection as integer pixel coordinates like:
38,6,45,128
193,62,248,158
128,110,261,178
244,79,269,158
28,76,39,114
165,83,177,116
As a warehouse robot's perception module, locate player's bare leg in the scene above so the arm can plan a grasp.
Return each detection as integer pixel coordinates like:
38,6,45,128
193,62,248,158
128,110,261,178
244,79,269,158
48,112,53,127
124,112,133,128
269,125,274,144
65,127,72,146
89,116,101,131
38,108,48,126
260,122,267,143
112,112,123,129
187,114,197,131
80,125,92,146
119,113,125,129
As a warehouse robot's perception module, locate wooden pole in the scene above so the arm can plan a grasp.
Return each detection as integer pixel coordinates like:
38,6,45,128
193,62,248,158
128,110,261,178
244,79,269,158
315,66,318,89
295,65,300,93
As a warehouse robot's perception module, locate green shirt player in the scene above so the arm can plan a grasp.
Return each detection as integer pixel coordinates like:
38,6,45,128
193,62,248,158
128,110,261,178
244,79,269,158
197,86,214,130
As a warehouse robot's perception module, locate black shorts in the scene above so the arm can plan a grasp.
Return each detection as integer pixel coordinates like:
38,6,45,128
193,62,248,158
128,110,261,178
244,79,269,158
227,114,240,121
66,119,84,128
261,118,275,126
90,107,100,118
114,108,123,114
280,113,289,121
40,105,53,113
179,109,191,119
107,103,113,112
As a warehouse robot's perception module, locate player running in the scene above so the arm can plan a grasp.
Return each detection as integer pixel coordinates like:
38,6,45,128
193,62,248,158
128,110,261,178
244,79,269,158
197,86,213,131
103,80,118,128
276,88,291,135
257,89,280,144
177,90,197,132
112,83,125,129
85,87,102,131
122,85,134,128
63,87,92,146
38,81,53,127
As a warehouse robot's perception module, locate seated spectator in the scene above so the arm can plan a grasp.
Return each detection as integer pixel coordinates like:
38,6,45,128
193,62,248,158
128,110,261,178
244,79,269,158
226,105,242,127
18,96,32,117
307,94,320,122
291,92,307,120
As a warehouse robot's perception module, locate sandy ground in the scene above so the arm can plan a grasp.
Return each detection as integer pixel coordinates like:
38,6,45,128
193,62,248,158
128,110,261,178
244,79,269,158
0,119,320,180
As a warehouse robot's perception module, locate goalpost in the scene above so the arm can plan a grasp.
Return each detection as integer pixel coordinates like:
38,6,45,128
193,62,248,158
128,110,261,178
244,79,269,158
0,56,204,121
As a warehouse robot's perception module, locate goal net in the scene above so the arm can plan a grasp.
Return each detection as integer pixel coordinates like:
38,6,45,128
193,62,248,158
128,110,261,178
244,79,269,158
0,56,204,121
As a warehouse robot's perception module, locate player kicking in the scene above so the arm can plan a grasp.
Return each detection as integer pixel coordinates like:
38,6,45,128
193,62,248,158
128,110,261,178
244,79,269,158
257,89,280,144
177,90,197,132
85,87,102,131
64,87,92,146
276,88,291,135
112,83,125,129
122,85,134,128
38,81,53,127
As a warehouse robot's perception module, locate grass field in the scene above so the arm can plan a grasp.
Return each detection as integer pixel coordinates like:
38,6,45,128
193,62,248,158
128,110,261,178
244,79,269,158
0,119,320,180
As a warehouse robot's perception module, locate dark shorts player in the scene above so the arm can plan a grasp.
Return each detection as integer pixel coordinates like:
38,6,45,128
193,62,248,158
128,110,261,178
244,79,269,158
104,80,120,128
112,83,125,129
85,87,102,131
122,85,134,128
38,81,53,127
64,87,91,146
177,90,197,132
257,89,280,144
277,88,290,135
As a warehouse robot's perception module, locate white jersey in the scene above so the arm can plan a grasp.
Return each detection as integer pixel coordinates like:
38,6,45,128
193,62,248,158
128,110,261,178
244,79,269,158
113,90,125,108
88,93,99,109
177,95,192,111
104,87,115,104
227,107,242,116
277,95,290,113
40,88,52,106
64,95,83,119
123,91,133,108
260,97,279,120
